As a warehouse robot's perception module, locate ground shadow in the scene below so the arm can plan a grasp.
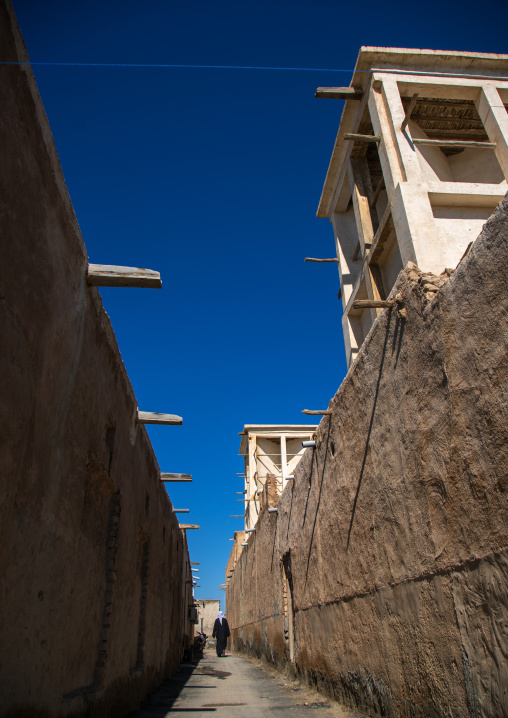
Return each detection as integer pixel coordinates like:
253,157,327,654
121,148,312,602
123,653,220,716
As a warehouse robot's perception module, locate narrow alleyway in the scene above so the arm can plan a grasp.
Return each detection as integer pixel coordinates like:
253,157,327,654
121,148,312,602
126,650,361,718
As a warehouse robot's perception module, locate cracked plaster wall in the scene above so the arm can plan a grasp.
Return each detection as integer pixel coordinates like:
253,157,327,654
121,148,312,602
227,195,508,717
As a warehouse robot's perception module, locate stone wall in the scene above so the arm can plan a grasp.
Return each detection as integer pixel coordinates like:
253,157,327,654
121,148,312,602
0,3,193,716
226,195,508,717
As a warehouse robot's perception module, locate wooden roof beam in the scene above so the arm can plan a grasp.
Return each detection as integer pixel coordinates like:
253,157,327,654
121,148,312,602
302,409,332,416
402,98,478,109
304,257,339,263
352,299,395,309
344,133,381,143
137,411,183,425
370,176,385,208
87,264,162,288
315,87,363,100
161,473,192,482
401,93,419,132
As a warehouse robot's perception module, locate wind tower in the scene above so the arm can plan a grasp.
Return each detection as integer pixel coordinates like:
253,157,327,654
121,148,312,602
238,425,317,530
316,47,508,366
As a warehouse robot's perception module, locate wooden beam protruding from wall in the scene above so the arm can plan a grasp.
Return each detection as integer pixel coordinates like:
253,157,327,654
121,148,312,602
161,473,192,482
315,87,363,100
304,257,339,263
401,93,419,132
370,176,385,209
302,409,333,415
87,264,162,288
179,524,200,530
137,411,183,425
344,133,381,143
352,241,362,262
352,299,395,309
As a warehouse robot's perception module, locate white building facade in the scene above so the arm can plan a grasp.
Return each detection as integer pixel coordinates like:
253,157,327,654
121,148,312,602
317,47,508,366
238,425,317,530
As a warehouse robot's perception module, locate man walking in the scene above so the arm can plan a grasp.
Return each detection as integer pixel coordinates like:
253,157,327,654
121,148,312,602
212,610,230,657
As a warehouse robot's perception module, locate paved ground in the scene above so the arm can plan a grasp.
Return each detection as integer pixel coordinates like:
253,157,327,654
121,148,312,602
126,650,362,718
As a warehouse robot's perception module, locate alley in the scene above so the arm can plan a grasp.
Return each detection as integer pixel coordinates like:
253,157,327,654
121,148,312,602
126,651,361,718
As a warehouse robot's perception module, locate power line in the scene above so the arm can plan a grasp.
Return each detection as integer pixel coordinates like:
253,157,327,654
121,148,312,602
2,61,502,82
0,60,357,72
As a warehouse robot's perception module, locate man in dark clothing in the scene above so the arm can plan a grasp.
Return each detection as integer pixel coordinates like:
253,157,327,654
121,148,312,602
212,611,230,657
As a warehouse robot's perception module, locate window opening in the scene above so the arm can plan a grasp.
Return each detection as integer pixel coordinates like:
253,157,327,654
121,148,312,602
401,95,505,184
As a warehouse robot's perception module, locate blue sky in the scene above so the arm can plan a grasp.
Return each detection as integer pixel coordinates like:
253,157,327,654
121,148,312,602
13,0,506,604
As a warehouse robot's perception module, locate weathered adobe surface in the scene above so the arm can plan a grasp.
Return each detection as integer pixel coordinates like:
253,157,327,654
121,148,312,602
227,194,508,717
259,475,280,510
0,3,192,716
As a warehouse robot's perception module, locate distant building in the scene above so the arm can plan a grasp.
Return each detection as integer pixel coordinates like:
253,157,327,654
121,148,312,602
238,425,317,530
195,599,221,637
317,47,508,366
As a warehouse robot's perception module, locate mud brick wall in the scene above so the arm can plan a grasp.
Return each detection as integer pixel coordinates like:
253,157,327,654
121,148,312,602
258,475,280,511
0,3,192,716
227,195,508,718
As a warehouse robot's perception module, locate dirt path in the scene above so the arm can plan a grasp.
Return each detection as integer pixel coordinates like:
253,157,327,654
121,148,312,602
126,650,362,717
